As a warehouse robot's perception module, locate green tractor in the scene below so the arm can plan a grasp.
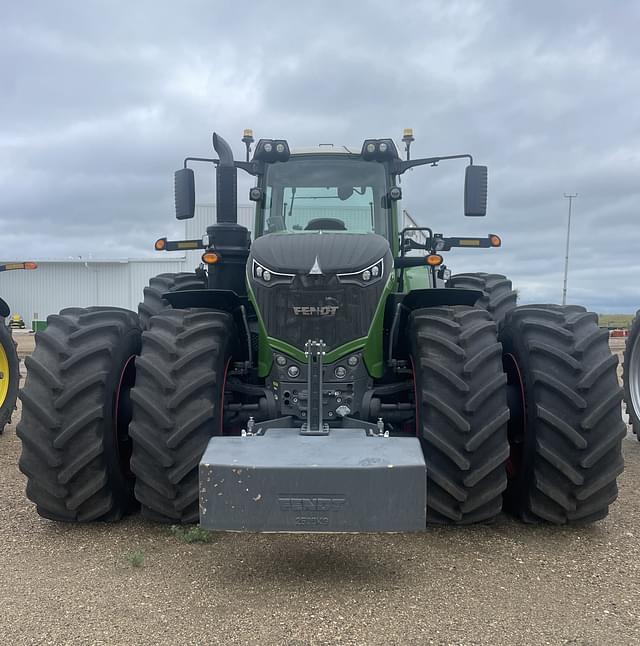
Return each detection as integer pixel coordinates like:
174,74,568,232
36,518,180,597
17,131,624,529
1,261,37,433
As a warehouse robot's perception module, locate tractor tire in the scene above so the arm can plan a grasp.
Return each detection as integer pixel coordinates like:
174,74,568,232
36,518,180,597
129,308,235,523
16,308,141,522
447,273,517,329
500,305,625,524
623,310,640,438
410,306,510,524
138,272,206,330
0,322,20,432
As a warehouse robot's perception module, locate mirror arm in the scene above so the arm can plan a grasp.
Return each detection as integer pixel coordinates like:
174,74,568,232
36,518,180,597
184,156,216,168
393,153,474,175
182,157,258,176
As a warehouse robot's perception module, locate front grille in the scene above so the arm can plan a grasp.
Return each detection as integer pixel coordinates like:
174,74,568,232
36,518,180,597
253,274,385,351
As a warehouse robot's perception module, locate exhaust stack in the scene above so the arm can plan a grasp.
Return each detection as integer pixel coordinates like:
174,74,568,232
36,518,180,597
212,132,237,224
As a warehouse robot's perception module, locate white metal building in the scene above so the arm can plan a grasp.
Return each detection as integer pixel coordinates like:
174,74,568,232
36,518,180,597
2,203,422,327
0,204,253,327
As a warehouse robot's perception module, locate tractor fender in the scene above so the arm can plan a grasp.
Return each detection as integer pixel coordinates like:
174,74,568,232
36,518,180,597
163,288,249,312
0,297,10,318
396,288,482,310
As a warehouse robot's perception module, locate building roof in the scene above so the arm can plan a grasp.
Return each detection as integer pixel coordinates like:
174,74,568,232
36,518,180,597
0,256,186,264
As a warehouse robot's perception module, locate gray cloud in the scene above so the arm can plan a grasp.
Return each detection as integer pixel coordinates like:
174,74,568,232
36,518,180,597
1,0,639,311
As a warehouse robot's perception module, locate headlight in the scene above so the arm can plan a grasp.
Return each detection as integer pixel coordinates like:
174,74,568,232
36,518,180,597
251,259,294,285
337,258,385,285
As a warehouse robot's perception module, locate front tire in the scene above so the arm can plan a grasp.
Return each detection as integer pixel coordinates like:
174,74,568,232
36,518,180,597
623,310,640,438
501,305,625,524
0,322,20,432
410,306,510,524
17,308,141,522
129,308,235,523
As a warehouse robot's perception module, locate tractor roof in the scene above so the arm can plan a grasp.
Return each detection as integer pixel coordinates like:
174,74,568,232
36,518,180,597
290,145,359,156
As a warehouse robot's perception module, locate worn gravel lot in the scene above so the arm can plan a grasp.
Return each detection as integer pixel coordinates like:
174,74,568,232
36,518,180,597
1,333,639,645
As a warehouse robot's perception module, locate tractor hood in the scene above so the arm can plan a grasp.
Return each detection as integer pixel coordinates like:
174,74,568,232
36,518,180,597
248,232,393,354
250,232,391,275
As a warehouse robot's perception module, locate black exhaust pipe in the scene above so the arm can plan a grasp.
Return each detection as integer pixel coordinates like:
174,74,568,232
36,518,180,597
212,132,237,224
206,132,250,296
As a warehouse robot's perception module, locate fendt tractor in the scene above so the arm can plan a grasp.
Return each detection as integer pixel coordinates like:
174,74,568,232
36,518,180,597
17,131,624,530
1,261,37,433
624,311,640,440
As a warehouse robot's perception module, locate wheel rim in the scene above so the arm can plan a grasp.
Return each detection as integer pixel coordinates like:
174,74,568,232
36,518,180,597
220,358,231,434
629,332,640,421
114,355,136,477
0,341,9,407
503,353,526,479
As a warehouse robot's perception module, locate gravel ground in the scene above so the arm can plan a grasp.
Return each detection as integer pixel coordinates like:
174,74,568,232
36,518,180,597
1,334,639,645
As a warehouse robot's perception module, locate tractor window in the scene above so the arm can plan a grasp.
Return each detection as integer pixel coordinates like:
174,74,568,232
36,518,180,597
259,157,389,237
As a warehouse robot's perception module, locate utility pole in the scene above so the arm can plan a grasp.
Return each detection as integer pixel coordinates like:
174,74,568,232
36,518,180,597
562,193,578,305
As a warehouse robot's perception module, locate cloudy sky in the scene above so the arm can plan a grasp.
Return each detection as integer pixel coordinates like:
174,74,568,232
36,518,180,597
2,1,639,311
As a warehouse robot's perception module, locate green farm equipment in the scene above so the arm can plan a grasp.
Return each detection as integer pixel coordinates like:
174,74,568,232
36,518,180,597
17,131,624,529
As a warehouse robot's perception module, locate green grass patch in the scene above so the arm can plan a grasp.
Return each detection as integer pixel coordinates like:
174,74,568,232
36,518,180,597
124,550,145,567
170,525,215,544
598,314,634,329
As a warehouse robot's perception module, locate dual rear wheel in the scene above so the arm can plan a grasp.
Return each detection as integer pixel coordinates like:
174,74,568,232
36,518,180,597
410,303,624,524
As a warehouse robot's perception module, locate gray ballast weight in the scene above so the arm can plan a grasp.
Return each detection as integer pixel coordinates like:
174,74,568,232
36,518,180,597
199,428,426,532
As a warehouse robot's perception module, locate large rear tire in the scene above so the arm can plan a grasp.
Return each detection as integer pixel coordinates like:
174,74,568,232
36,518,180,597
623,310,640,438
129,308,235,523
0,322,20,432
501,305,625,524
138,272,206,330
17,308,141,522
447,273,517,329
410,306,510,524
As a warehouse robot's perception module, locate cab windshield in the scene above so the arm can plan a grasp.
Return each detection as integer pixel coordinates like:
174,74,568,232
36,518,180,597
258,156,389,237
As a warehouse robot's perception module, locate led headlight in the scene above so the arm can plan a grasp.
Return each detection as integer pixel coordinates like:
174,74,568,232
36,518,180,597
252,259,294,284
337,258,385,285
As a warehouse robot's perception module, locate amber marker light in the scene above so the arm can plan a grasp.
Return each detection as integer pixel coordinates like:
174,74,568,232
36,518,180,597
154,238,166,251
426,254,443,266
489,234,502,247
202,251,221,264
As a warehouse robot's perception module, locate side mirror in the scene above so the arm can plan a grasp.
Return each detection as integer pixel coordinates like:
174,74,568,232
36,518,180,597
174,168,195,220
464,165,487,217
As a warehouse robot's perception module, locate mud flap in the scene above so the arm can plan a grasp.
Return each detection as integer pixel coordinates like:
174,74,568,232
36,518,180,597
199,428,426,532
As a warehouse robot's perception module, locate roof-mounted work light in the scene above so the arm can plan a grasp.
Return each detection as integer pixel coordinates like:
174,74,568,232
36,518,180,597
253,139,291,162
361,138,399,161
